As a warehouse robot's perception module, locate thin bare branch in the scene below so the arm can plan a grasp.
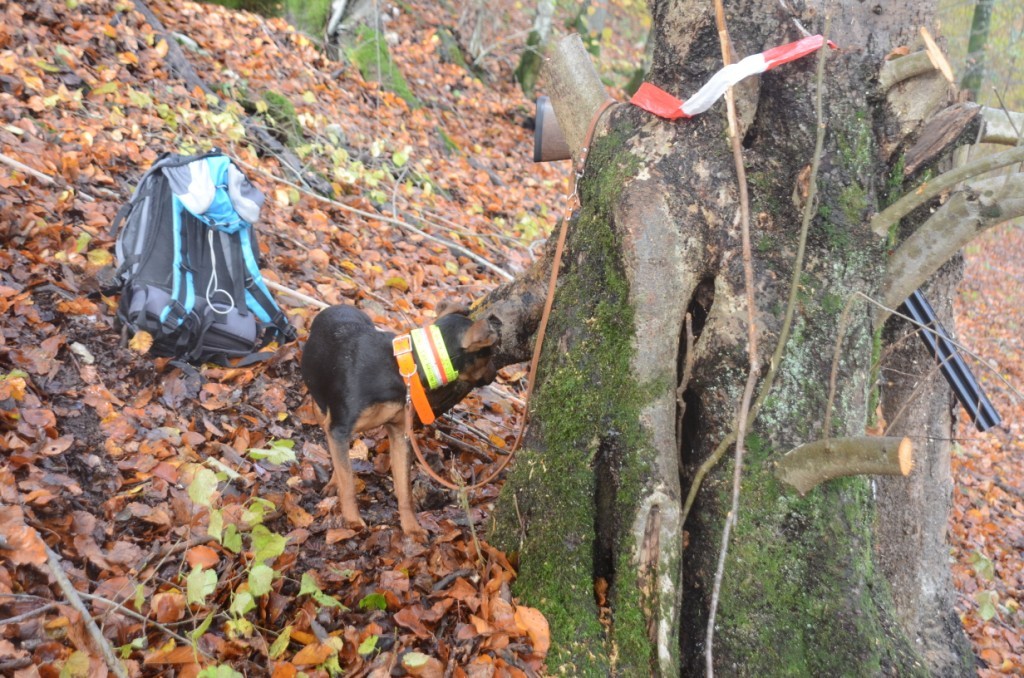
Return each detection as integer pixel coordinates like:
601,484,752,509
45,545,129,678
77,591,210,654
0,601,57,625
680,24,832,533
0,153,55,186
876,172,1024,327
0,153,95,201
824,293,858,442
234,157,515,282
676,313,695,445
869,145,1024,237
705,1,762,670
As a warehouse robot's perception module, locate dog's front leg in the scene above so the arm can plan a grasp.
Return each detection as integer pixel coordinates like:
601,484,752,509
323,415,366,530
386,418,427,539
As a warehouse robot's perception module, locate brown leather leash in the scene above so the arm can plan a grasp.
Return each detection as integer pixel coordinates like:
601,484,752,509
408,97,617,492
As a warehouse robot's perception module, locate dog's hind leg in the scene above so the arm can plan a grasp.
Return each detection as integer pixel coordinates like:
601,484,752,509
385,415,427,539
322,410,366,530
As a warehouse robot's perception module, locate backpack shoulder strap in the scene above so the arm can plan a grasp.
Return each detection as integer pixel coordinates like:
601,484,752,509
237,227,297,342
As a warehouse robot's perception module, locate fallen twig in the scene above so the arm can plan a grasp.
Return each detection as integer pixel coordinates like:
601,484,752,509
0,601,57,626
0,153,55,185
264,279,330,309
234,156,515,281
45,544,129,678
77,591,208,654
0,152,95,201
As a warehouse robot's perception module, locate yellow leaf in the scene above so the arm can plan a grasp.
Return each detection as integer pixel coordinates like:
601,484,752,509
61,650,91,677
154,39,169,58
129,331,154,354
385,276,409,292
35,60,61,73
91,81,119,97
87,249,113,267
23,75,44,92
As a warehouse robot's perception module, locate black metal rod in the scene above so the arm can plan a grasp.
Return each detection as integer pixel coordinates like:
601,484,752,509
901,290,1001,432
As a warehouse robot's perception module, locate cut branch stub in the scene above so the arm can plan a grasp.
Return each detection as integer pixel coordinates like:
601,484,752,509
543,33,612,164
774,436,913,495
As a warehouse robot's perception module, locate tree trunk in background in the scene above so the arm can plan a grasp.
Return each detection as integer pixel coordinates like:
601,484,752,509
960,0,994,99
483,0,977,673
516,0,556,98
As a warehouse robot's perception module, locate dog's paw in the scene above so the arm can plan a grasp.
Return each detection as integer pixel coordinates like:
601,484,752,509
342,513,367,531
399,517,428,541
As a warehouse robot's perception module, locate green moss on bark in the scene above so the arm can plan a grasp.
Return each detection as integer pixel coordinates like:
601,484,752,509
703,435,928,676
490,126,659,674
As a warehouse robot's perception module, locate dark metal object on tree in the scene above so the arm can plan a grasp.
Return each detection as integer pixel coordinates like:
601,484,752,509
903,290,1001,431
533,96,572,162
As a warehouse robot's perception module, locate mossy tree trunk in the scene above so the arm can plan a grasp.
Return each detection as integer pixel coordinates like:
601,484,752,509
479,0,983,674
515,0,555,99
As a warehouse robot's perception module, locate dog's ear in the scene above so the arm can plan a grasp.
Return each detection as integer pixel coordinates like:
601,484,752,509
436,301,471,318
460,319,497,352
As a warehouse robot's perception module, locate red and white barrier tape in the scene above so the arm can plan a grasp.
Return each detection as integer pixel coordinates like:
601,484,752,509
630,35,837,120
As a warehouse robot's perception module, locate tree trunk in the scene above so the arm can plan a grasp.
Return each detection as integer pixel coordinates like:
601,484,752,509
480,0,983,673
876,260,976,675
516,0,555,98
960,0,994,99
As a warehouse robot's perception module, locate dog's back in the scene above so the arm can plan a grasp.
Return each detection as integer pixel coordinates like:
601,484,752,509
301,305,405,427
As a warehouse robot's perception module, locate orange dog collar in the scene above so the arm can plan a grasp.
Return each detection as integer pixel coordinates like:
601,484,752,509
393,333,435,425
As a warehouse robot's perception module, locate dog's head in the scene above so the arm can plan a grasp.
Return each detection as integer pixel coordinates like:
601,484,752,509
434,302,498,386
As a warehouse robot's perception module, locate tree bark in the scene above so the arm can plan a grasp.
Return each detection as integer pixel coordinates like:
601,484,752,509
475,0,990,674
515,0,555,98
960,0,994,99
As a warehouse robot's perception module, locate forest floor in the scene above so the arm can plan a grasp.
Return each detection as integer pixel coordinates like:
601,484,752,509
0,0,1020,675
952,222,1024,675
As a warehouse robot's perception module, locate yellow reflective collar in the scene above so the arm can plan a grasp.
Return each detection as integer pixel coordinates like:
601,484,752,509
410,325,458,390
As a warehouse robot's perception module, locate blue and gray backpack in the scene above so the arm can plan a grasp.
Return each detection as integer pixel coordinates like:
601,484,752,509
112,151,297,364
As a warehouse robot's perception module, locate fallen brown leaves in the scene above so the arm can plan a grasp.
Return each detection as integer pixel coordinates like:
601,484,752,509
0,0,578,673
953,222,1024,676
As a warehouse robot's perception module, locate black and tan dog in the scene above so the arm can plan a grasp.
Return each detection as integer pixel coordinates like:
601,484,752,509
301,303,497,538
